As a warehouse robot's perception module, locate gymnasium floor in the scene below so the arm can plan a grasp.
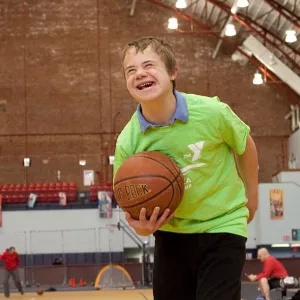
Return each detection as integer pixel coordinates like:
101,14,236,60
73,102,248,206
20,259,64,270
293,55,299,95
0,289,153,300
0,284,295,299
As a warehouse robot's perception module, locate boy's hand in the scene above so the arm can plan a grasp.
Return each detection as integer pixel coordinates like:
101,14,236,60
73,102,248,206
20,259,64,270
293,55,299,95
246,189,258,223
248,274,257,282
125,207,174,236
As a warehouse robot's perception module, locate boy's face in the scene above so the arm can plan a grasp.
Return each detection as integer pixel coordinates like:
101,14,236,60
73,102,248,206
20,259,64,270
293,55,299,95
123,46,177,103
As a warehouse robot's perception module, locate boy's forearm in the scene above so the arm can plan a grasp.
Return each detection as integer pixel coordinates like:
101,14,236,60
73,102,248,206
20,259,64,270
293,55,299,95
235,135,259,222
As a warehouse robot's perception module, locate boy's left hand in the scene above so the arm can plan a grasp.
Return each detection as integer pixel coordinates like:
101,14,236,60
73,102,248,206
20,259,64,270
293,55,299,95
125,207,174,236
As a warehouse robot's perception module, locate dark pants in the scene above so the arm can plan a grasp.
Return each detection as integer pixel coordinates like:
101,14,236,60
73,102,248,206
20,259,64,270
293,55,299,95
3,269,23,297
153,231,246,300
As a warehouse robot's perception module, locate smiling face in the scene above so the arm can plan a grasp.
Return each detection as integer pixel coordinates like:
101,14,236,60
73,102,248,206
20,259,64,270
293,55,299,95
123,45,178,103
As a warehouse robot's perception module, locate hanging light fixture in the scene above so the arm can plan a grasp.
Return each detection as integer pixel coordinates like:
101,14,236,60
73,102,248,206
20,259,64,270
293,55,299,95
168,17,178,30
225,24,236,36
253,71,263,85
23,157,31,167
175,0,187,9
237,0,249,8
79,159,86,166
285,30,297,43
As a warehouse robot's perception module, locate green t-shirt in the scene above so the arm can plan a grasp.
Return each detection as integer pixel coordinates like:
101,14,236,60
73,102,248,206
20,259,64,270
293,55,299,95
114,92,250,238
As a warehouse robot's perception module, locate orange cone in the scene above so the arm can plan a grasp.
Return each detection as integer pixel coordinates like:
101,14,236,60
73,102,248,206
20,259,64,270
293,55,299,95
79,278,86,286
69,278,76,287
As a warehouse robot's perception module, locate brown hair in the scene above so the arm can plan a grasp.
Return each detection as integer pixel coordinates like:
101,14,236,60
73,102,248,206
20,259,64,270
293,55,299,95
122,36,177,89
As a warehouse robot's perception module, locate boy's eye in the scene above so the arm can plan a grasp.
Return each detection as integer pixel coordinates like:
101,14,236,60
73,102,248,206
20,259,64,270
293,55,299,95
145,64,152,68
127,69,135,75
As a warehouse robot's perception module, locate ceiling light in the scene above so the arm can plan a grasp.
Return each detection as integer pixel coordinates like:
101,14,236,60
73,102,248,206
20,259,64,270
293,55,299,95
253,71,263,85
237,0,249,8
79,160,86,166
168,17,178,30
175,0,187,9
225,24,236,36
285,30,297,43
231,6,238,14
23,157,31,167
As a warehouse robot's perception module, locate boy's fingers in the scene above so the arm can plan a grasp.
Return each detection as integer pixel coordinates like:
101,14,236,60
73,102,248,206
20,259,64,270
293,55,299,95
157,208,171,227
149,207,160,224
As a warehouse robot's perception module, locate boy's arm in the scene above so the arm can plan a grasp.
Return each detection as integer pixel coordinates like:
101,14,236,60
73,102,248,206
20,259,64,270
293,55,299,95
0,251,6,260
218,102,258,223
234,135,258,223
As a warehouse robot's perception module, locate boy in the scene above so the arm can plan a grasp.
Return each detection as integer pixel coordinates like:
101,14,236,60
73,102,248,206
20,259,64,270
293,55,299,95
114,36,258,300
0,247,24,298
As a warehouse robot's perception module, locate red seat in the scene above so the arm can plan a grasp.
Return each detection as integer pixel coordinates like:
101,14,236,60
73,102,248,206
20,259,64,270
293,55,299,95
90,185,98,191
38,194,47,203
89,191,97,202
11,195,19,203
55,183,62,191
28,184,35,192
35,184,42,191
2,194,8,204
67,192,76,202
4,194,13,203
19,194,27,203
41,183,49,192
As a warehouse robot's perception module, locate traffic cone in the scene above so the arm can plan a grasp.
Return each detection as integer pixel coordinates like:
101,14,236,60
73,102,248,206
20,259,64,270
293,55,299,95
72,278,76,287
69,278,76,287
79,278,86,286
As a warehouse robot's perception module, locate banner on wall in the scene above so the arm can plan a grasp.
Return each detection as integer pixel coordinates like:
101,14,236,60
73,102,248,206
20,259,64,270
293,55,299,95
0,194,2,227
98,191,112,219
270,189,284,220
292,229,300,241
28,193,37,208
59,192,67,206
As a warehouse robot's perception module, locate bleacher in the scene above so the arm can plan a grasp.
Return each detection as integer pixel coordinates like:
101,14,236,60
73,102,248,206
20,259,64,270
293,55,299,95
0,182,77,204
0,182,116,208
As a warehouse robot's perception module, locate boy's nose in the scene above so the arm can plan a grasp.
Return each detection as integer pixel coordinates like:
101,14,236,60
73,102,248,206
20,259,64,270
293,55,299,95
135,68,147,79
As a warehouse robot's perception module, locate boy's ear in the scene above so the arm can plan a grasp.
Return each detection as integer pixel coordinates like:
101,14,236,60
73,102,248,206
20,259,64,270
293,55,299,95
170,66,179,81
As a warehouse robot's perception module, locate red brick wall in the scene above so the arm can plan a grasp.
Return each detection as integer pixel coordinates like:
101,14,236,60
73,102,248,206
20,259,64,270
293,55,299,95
0,0,292,188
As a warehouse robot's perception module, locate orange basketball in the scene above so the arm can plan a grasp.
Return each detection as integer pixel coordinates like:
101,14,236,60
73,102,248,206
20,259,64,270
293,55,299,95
37,287,44,295
113,151,184,219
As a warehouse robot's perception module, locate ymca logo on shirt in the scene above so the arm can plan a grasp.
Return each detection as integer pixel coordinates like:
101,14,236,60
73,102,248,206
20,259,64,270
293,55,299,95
182,141,206,175
182,141,206,190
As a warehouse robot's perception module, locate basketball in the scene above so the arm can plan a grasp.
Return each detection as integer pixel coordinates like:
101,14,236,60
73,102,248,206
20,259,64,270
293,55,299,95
37,287,44,295
114,151,184,219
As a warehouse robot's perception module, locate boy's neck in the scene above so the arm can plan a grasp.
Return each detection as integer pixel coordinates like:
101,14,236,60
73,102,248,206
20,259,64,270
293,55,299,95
140,90,176,125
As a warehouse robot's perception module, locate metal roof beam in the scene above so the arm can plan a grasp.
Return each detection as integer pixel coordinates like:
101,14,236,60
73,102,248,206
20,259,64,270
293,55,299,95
264,0,300,29
130,0,138,16
207,0,300,73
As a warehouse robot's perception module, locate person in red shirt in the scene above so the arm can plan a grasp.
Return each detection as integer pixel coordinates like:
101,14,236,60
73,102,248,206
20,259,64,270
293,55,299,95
247,248,288,300
0,247,24,298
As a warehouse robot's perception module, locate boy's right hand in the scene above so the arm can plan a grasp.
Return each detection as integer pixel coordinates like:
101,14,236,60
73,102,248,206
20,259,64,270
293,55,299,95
125,207,174,236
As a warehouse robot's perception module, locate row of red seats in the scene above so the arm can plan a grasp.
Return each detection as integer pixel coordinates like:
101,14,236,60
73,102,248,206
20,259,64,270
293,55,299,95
1,192,77,204
0,182,77,192
90,185,113,192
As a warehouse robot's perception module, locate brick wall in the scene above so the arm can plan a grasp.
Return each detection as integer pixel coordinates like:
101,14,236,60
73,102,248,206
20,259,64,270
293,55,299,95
0,0,292,188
